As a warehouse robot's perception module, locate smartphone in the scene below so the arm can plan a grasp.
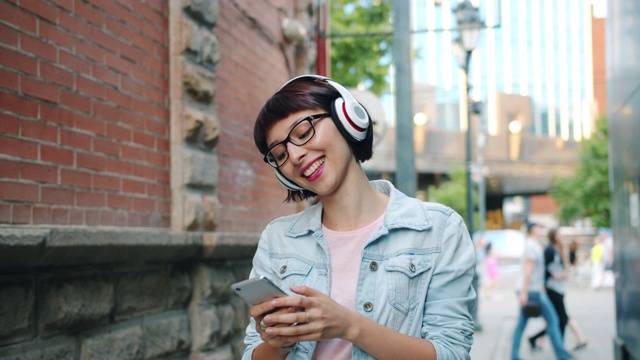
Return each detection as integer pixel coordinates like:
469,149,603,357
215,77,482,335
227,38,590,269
231,276,288,305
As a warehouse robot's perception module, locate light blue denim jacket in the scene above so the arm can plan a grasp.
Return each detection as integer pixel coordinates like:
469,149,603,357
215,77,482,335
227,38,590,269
242,180,476,360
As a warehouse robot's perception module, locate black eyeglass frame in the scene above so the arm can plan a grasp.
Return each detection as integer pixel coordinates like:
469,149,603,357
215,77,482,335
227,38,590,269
263,113,330,168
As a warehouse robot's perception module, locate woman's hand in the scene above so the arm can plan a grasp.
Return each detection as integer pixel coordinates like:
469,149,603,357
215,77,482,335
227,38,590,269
518,290,529,307
260,286,358,343
250,300,300,349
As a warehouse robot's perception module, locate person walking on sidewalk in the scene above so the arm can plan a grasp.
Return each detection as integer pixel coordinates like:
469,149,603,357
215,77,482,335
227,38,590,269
510,223,572,360
527,228,588,352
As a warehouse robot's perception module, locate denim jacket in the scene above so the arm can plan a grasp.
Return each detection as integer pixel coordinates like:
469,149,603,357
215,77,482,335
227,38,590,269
242,180,476,360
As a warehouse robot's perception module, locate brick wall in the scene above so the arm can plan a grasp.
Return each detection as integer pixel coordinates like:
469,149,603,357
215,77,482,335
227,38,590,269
0,0,171,227
215,0,311,233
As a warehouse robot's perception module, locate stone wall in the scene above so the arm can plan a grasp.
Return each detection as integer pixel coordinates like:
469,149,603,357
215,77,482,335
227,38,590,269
0,227,256,360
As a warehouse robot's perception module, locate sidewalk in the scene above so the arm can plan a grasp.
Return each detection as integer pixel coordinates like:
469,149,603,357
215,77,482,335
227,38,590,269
470,264,616,360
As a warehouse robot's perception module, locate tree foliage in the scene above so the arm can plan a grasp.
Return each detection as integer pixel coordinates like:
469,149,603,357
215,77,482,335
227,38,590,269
428,166,478,230
551,115,611,227
329,0,393,95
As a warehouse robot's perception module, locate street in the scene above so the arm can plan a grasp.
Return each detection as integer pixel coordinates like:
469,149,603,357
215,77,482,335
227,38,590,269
471,263,616,360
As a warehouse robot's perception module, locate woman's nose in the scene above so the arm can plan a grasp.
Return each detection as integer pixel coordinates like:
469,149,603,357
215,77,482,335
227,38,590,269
286,142,307,164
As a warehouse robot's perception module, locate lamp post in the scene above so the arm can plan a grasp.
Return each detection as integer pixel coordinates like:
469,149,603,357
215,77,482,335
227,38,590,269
453,0,483,238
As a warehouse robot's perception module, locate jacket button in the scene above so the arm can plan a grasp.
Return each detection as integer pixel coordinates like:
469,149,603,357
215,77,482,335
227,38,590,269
279,265,287,274
363,301,373,312
369,261,378,271
409,263,416,273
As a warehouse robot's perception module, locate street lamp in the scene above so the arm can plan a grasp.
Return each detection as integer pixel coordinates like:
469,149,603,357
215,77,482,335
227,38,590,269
453,0,483,238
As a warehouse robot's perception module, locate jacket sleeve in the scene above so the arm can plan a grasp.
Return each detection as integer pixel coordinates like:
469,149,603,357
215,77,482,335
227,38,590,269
241,226,274,360
422,210,476,360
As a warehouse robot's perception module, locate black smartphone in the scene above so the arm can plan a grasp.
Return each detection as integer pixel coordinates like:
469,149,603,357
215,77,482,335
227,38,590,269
231,276,288,305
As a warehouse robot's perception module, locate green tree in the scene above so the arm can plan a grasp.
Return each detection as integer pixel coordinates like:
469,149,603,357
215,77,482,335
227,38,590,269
428,166,478,230
551,115,610,227
329,0,392,95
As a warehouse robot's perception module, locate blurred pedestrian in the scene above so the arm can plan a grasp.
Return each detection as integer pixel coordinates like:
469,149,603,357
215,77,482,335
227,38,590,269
601,230,615,288
510,223,571,360
568,240,579,274
528,228,588,352
481,242,501,300
242,74,476,359
590,234,605,289
472,234,488,331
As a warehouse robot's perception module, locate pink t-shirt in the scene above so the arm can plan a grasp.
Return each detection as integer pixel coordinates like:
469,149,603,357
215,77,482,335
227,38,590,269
312,212,385,359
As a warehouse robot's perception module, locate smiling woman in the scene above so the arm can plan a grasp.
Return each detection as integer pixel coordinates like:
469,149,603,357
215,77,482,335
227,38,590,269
243,74,476,360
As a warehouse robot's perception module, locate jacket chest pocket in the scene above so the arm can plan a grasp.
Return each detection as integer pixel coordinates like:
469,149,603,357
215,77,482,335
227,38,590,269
271,256,314,291
384,254,432,314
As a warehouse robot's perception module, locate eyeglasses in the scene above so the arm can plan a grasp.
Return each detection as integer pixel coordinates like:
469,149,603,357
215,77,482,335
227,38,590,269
263,113,330,168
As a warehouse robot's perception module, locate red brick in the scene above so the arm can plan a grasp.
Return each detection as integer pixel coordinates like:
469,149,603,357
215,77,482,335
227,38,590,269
41,186,74,205
77,190,105,207
21,119,59,143
39,22,74,50
39,103,74,126
21,33,57,62
85,209,100,225
0,136,38,159
50,0,73,13
145,118,167,136
132,197,154,212
21,76,58,102
146,150,166,167
40,144,74,166
76,76,106,99
0,159,20,178
32,205,51,223
94,102,120,122
0,22,19,47
21,162,58,183
89,27,121,53
40,61,75,89
51,208,69,224
147,183,168,197
119,110,144,128
60,128,91,150
100,209,115,225
0,181,39,202
105,158,132,175
75,38,104,63
68,208,84,224
60,168,91,188
76,152,106,171
120,144,145,162
0,47,38,75
0,91,38,118
59,50,92,74
122,178,145,194
107,193,131,209
59,90,91,114
106,123,130,142
21,1,58,24
75,1,104,27
93,173,120,191
92,65,120,88
74,113,106,135
0,2,37,34
0,202,12,223
12,204,31,224
105,52,132,75
0,68,19,91
106,87,132,108
58,12,93,43
93,137,119,157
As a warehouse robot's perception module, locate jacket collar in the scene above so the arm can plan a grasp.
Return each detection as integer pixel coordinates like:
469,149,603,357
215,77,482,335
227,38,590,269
285,179,433,238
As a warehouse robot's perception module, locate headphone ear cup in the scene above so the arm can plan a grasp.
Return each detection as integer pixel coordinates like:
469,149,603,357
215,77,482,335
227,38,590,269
332,97,369,141
274,169,305,191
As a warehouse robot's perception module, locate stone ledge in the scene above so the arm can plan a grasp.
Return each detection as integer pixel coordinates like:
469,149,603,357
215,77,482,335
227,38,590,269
0,226,258,270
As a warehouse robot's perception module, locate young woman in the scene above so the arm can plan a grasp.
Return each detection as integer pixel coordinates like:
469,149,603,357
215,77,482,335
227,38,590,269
242,75,476,360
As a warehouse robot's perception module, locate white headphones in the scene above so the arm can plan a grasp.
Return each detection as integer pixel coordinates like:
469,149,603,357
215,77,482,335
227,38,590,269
273,75,371,192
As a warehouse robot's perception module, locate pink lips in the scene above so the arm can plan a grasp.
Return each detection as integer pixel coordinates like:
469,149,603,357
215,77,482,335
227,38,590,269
301,157,325,182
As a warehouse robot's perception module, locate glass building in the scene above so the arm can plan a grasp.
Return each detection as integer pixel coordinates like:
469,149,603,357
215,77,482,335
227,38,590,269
409,0,597,141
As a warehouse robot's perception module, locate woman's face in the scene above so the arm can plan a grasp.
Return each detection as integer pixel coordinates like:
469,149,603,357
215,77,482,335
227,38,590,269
266,109,354,196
